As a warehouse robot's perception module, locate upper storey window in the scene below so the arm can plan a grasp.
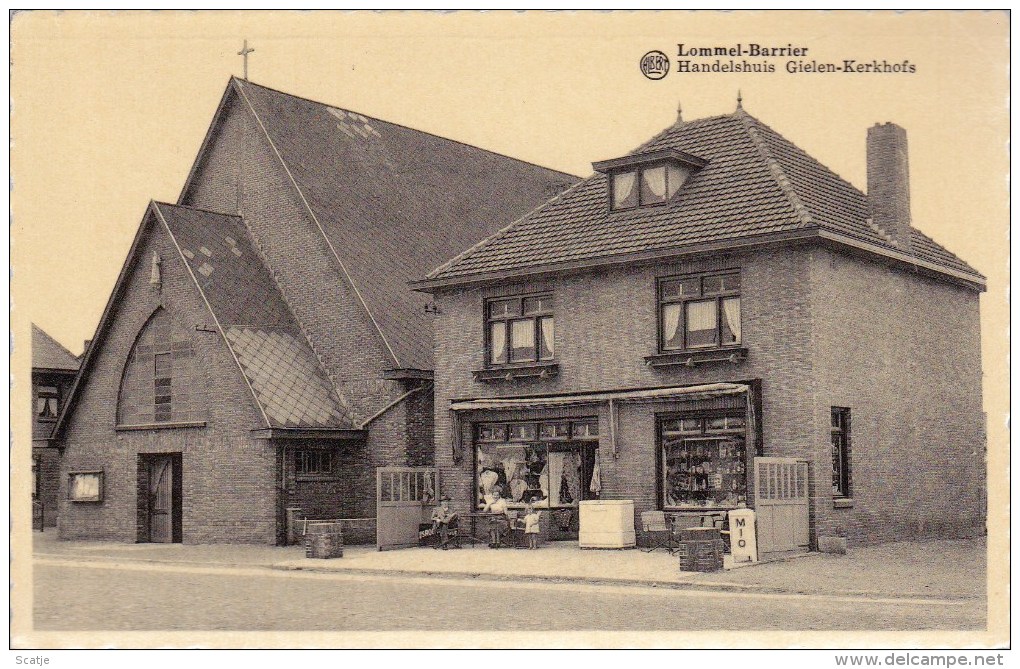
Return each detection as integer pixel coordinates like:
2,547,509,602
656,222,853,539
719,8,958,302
611,163,692,210
486,294,554,366
595,148,707,212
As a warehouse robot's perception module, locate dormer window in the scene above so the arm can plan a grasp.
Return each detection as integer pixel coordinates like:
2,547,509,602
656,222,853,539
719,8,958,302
611,163,692,210
595,148,707,212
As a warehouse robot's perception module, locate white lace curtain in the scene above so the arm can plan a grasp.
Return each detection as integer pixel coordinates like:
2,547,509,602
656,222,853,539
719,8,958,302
722,298,741,342
642,166,666,199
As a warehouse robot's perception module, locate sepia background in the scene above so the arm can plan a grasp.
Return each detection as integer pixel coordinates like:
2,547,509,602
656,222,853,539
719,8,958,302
10,10,1009,647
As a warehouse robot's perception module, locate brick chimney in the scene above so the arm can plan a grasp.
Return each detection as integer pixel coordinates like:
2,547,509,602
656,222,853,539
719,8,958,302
866,122,913,250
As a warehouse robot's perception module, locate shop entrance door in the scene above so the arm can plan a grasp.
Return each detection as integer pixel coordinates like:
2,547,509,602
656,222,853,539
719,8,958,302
376,467,437,551
753,457,809,557
548,445,600,541
141,453,182,543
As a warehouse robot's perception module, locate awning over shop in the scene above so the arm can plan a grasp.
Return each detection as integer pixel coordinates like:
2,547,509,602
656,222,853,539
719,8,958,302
450,382,749,412
449,382,755,463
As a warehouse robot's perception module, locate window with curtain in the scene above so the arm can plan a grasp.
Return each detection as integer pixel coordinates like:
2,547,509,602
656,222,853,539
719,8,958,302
486,294,555,366
36,385,59,418
611,162,692,210
659,271,741,351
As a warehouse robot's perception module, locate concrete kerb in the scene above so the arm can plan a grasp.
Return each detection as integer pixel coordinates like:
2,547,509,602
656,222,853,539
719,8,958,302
267,560,978,603
33,534,984,603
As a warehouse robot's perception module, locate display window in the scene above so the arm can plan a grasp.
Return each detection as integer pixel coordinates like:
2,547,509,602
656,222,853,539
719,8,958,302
475,420,601,510
660,413,747,510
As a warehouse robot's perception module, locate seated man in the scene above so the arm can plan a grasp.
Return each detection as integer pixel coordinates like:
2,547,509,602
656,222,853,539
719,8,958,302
483,487,510,548
430,496,460,549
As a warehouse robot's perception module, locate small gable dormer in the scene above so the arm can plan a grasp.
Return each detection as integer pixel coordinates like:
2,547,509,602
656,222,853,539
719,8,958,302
593,148,707,211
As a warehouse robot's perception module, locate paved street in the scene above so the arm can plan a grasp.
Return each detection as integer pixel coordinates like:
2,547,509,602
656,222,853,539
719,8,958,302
34,559,984,631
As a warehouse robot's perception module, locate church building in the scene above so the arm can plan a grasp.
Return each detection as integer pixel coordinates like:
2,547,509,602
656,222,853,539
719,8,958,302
53,78,575,544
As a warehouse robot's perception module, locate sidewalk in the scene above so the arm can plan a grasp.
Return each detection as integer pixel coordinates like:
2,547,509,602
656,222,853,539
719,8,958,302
34,532,985,601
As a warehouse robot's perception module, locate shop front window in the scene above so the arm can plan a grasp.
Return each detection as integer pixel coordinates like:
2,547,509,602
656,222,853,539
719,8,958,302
475,419,600,510
660,414,747,510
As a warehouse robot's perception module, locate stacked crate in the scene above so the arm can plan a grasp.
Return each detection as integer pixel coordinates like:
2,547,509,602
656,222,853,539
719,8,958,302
676,526,724,572
304,522,344,559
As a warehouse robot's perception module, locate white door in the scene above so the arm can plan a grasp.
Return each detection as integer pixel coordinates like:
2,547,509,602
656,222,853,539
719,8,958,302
376,467,437,551
753,457,810,556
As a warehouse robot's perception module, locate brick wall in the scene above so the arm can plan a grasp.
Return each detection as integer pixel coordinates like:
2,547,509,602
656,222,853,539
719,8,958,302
432,247,819,533
405,383,435,467
810,246,985,545
180,92,437,528
282,439,364,521
866,123,912,248
433,242,984,549
58,217,278,544
181,91,405,422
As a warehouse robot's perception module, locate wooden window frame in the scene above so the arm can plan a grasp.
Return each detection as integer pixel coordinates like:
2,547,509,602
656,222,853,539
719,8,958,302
36,385,60,420
830,407,852,499
657,271,741,353
656,411,749,513
609,162,684,211
473,417,600,511
612,163,693,212
484,293,555,367
295,449,335,479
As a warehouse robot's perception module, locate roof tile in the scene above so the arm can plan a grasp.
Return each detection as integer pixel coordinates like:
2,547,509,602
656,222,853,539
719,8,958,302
426,111,982,284
156,202,356,429
235,80,579,370
32,324,80,371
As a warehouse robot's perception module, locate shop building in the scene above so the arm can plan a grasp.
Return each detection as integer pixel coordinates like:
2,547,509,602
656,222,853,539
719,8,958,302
414,104,986,552
31,324,81,528
51,78,575,544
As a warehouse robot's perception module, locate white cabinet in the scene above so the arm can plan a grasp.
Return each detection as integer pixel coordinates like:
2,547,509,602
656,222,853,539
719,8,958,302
578,500,636,548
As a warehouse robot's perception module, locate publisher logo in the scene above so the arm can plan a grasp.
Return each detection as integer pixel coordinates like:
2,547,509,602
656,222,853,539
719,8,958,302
640,50,670,80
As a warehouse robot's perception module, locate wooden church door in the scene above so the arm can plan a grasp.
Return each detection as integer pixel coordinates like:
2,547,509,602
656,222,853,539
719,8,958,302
145,454,182,543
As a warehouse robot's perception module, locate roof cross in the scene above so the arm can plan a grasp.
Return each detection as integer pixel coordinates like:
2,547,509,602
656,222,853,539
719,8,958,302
237,39,255,81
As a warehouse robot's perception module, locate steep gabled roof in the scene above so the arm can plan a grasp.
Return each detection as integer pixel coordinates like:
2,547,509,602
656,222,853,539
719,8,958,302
153,202,356,430
31,324,80,372
188,78,579,370
420,109,984,289
55,201,359,438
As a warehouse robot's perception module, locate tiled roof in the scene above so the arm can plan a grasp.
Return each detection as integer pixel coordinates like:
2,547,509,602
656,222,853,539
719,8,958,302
32,324,80,372
232,80,579,370
424,110,982,284
155,202,355,429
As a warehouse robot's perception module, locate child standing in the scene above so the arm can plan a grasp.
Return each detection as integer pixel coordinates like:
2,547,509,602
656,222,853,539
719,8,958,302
523,503,541,550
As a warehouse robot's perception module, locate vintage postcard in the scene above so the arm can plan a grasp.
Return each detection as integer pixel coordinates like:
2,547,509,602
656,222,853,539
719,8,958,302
9,10,1009,653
